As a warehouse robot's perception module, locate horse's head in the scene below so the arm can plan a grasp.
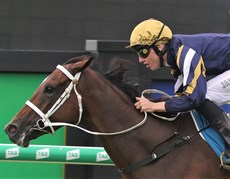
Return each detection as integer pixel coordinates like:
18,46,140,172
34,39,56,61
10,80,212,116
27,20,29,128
4,55,93,147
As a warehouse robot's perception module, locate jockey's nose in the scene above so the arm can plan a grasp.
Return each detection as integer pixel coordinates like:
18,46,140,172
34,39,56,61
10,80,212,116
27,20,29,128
139,57,145,63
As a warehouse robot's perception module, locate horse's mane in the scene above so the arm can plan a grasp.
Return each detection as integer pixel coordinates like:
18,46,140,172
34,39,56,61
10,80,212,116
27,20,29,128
104,65,140,103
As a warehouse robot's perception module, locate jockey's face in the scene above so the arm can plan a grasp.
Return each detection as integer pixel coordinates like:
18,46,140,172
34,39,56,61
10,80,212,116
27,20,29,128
137,46,161,71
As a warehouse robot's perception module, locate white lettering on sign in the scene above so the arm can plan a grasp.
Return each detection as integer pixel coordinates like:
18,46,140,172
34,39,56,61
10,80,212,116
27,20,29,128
96,151,110,162
36,148,50,160
66,149,80,161
5,147,19,159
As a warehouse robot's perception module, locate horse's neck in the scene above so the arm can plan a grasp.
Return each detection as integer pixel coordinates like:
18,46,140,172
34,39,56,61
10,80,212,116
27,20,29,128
79,70,194,169
79,71,150,165
80,70,141,130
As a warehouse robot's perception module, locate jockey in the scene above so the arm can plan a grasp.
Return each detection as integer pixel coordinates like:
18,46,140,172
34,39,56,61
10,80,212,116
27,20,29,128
127,18,230,146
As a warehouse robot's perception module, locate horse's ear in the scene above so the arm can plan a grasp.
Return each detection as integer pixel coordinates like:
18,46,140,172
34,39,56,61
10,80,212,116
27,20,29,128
64,55,93,65
79,56,93,71
65,55,93,72
70,56,93,73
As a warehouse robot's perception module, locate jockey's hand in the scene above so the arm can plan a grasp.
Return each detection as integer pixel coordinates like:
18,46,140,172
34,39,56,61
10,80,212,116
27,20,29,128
135,96,166,113
135,96,154,113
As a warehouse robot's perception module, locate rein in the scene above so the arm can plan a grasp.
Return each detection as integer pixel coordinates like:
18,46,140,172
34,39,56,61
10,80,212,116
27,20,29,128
141,89,180,121
26,65,148,135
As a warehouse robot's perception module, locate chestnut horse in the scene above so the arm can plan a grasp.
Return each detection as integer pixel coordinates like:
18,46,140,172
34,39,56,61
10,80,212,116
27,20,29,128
5,55,230,178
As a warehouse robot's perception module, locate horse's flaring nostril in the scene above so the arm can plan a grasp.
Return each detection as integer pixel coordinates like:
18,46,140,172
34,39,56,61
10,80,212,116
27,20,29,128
5,124,18,136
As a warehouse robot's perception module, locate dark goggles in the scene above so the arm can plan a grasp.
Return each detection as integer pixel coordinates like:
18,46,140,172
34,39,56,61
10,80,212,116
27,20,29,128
132,46,151,58
132,45,162,59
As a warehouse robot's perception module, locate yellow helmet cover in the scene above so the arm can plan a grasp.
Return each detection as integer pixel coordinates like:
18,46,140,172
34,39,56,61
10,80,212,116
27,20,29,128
127,18,172,48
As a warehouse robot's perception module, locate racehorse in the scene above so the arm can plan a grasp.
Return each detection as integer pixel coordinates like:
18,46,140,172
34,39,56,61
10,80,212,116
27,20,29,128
4,55,230,178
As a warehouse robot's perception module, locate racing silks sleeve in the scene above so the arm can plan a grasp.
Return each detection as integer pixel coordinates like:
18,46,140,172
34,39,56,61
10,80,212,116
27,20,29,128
165,45,207,113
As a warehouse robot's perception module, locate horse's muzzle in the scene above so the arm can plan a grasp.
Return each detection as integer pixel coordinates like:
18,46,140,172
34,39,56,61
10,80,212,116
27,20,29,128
5,123,19,138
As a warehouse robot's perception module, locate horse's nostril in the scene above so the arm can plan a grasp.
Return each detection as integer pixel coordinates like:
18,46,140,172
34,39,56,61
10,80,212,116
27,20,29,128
5,124,18,136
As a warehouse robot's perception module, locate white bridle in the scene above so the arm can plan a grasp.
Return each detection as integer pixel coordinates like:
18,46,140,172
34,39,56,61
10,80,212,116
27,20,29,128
26,65,83,134
26,64,148,135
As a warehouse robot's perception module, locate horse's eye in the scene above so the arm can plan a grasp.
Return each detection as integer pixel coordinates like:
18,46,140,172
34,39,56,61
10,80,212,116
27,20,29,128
44,85,55,94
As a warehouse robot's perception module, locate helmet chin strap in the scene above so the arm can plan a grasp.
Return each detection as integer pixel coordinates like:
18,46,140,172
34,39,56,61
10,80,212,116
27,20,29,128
152,43,169,67
159,54,164,67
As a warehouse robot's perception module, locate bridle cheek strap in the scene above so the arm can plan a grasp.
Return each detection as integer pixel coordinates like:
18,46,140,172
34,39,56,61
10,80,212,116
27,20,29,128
25,100,55,134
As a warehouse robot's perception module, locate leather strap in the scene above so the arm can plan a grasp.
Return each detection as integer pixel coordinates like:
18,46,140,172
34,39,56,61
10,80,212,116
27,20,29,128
119,133,190,174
